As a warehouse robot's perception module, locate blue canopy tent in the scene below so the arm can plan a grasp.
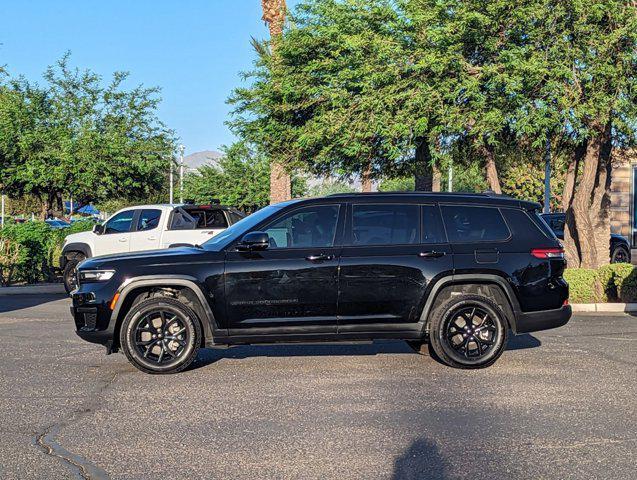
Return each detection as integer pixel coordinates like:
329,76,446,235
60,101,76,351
64,201,100,216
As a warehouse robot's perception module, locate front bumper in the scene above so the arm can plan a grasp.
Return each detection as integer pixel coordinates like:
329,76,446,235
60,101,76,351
70,287,118,350
514,305,572,334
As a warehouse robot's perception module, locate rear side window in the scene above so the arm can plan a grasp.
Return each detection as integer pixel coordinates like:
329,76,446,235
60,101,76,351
188,209,228,229
352,204,419,245
441,205,510,243
422,205,446,243
137,209,162,231
533,212,560,240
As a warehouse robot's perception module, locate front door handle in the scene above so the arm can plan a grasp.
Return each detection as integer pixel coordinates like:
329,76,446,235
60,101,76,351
118,237,128,243
419,251,445,258
306,254,334,262
147,236,157,241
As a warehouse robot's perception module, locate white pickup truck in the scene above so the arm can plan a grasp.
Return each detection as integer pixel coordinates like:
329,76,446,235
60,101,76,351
60,202,245,292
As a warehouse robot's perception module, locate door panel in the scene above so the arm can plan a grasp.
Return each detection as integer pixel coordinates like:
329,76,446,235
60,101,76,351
224,248,340,334
129,208,163,251
224,204,343,335
93,209,135,255
337,204,453,333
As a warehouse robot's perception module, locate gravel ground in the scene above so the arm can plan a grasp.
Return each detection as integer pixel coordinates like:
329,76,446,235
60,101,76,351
0,294,635,479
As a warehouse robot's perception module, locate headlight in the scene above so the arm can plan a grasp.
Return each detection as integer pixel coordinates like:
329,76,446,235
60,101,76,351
78,269,115,283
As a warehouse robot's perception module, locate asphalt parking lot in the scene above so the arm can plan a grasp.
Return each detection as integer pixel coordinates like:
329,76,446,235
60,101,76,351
0,294,635,480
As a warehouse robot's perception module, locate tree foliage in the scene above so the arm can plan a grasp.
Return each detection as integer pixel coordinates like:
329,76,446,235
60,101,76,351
0,54,175,217
183,142,306,212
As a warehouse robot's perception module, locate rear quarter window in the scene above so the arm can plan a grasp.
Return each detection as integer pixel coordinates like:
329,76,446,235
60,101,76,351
441,205,510,243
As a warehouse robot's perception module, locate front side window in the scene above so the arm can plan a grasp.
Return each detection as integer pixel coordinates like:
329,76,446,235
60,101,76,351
137,209,162,232
262,205,340,249
441,205,510,242
104,210,135,234
352,204,419,246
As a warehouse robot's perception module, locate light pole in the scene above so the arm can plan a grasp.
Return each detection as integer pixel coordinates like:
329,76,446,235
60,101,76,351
1,193,5,228
447,161,453,192
544,136,551,214
179,145,185,204
169,158,174,204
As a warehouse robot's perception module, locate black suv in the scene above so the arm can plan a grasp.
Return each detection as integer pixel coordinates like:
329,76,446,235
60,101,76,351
71,193,571,374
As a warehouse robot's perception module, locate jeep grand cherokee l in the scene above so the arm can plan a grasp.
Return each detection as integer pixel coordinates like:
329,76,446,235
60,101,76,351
70,193,571,374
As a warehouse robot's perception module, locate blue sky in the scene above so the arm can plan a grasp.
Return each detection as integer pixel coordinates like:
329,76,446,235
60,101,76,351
0,0,299,156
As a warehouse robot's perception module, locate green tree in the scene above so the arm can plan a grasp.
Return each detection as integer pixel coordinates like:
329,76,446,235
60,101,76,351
184,142,306,212
0,54,175,217
229,0,419,190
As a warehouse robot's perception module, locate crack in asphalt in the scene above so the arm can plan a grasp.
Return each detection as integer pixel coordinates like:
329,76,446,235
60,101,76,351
33,370,122,480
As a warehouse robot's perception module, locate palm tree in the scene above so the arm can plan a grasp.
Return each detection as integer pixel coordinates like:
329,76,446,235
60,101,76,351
261,0,291,204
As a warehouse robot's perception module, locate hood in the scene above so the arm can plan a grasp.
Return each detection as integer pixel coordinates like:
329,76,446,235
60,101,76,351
64,230,94,245
80,246,222,270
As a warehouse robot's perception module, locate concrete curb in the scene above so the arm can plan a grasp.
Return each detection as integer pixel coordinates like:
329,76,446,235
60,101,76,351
571,303,637,313
0,284,66,296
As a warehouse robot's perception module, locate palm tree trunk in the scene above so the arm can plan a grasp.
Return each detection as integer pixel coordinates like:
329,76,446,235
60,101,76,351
262,0,291,204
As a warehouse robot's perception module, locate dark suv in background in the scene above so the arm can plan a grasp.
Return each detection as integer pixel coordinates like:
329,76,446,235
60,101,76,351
541,212,631,264
70,193,571,374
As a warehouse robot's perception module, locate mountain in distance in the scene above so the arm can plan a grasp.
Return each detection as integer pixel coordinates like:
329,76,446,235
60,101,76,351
182,150,223,172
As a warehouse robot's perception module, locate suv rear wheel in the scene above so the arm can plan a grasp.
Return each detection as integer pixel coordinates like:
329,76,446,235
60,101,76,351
428,294,508,369
120,297,202,374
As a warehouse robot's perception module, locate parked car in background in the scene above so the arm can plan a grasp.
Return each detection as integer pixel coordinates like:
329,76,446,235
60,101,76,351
540,212,631,264
61,202,245,292
70,192,571,374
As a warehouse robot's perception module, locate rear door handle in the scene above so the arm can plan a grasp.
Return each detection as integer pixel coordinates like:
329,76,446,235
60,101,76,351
306,254,334,262
418,251,445,258
118,237,128,242
147,236,157,241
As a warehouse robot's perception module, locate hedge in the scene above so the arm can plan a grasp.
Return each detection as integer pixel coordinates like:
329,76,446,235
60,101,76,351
0,219,94,285
564,263,637,303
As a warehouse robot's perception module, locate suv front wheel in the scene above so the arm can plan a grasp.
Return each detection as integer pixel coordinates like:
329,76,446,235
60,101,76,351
428,294,508,369
120,297,202,374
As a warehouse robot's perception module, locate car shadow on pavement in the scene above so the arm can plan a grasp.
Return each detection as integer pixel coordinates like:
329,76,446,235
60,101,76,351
392,437,449,480
190,340,415,370
0,293,67,314
190,334,542,371
506,333,541,350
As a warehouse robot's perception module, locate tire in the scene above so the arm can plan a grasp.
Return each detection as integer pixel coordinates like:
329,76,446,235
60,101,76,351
120,296,202,374
611,244,630,264
428,294,508,369
63,254,85,294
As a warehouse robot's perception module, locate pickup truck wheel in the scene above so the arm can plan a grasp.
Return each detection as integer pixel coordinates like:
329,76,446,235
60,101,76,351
63,255,85,293
429,295,508,369
120,297,201,374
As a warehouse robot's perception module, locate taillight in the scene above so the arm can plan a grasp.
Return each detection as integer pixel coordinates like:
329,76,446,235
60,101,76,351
531,247,565,259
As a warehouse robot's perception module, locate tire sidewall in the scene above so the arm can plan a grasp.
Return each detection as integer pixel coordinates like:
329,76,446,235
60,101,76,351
611,245,629,264
121,298,200,374
431,296,508,368
63,256,84,293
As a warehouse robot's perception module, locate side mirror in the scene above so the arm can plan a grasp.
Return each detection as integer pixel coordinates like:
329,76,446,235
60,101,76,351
238,231,269,251
93,224,105,235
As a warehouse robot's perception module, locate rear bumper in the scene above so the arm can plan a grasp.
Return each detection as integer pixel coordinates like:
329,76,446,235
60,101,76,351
514,305,572,334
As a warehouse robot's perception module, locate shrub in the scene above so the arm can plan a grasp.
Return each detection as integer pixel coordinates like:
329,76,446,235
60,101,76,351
0,219,94,284
0,238,22,286
563,268,601,303
0,222,57,283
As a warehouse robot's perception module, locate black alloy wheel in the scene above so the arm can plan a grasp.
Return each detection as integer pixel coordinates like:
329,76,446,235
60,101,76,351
121,297,201,374
429,294,508,369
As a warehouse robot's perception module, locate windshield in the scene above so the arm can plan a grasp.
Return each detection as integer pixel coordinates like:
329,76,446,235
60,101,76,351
203,205,283,250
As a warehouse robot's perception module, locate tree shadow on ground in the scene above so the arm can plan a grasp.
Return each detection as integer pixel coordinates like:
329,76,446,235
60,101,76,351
392,437,449,480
